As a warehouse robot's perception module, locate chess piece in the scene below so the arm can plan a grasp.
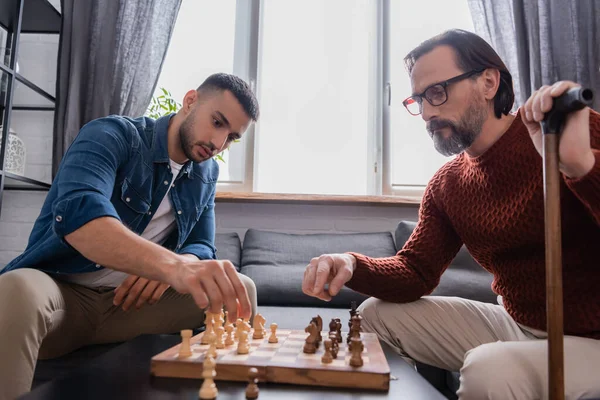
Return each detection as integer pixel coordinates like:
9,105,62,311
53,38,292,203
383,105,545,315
207,336,218,359
329,318,337,337
347,302,358,344
303,322,318,354
215,326,225,349
199,354,218,399
321,339,333,364
224,310,229,327
245,367,260,399
347,315,362,345
225,324,235,346
237,330,250,354
217,311,225,328
268,323,278,343
329,333,339,359
334,318,343,343
178,329,192,358
252,314,266,339
310,315,323,347
202,314,216,345
349,337,364,368
235,318,244,340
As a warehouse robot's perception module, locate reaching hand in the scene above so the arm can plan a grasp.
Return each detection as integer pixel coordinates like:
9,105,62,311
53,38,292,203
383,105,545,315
302,253,357,301
113,275,170,311
168,258,251,322
522,80,595,179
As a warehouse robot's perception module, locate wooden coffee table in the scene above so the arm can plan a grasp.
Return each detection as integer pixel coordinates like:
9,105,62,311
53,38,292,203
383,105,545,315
21,334,446,400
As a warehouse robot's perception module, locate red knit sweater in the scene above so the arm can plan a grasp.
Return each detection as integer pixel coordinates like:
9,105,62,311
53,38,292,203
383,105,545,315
347,110,600,339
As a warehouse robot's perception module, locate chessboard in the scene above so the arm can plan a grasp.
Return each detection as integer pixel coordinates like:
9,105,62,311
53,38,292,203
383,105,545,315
151,327,390,391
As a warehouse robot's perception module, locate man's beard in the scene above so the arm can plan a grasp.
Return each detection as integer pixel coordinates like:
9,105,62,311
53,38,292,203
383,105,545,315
427,98,488,157
179,115,214,163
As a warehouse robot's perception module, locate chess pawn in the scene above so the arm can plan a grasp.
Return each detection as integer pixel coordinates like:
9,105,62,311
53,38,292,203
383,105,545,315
215,326,225,349
178,329,192,358
235,318,243,340
225,324,235,346
217,311,225,328
334,318,343,343
245,367,260,400
202,315,216,345
329,333,339,359
329,318,337,337
349,337,364,368
199,354,218,399
237,330,250,354
207,339,218,359
268,323,278,343
321,339,333,364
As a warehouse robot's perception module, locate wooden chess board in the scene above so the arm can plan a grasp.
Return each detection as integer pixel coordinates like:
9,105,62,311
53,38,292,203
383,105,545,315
151,328,391,391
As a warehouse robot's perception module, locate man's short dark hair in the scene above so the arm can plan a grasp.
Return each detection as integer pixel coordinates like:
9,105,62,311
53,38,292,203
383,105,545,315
404,29,514,118
197,73,260,121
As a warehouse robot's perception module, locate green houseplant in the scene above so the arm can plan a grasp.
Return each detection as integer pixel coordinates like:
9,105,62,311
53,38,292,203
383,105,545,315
146,88,225,163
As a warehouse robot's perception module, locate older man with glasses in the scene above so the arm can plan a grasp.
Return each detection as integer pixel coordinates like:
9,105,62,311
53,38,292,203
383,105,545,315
302,29,600,400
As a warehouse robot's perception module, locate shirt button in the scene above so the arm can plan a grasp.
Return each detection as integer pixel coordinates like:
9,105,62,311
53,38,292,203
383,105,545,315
171,183,175,188
55,215,63,222
148,211,152,215
95,264,101,268
164,180,169,185
177,210,182,215
125,197,131,202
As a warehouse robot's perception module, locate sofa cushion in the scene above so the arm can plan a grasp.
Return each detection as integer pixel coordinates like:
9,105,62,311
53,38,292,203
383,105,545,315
241,229,397,308
215,232,242,271
395,221,496,304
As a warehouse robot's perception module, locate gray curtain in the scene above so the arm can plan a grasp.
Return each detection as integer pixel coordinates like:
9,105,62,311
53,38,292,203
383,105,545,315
52,0,182,176
468,0,600,111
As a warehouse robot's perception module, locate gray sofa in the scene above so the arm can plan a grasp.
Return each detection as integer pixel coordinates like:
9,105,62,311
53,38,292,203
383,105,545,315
34,220,496,399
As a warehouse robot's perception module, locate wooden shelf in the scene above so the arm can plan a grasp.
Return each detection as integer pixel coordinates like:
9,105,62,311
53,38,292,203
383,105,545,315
215,192,421,207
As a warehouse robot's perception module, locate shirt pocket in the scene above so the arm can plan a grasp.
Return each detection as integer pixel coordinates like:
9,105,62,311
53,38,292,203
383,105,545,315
119,179,151,230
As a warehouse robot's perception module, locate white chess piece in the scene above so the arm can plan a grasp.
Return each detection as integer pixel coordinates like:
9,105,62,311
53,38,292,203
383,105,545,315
268,323,278,344
199,354,218,399
178,329,192,358
237,331,250,354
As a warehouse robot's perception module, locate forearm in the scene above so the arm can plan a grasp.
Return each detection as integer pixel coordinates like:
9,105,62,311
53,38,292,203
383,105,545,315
65,216,181,282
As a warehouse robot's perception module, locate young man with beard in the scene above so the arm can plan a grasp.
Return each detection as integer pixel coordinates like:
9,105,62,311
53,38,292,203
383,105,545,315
302,30,600,399
0,73,259,400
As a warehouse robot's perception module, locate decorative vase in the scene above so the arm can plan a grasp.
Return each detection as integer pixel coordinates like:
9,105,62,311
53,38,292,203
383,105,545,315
0,126,26,176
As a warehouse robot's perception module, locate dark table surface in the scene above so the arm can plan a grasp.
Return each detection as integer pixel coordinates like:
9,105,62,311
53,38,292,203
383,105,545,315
21,334,446,400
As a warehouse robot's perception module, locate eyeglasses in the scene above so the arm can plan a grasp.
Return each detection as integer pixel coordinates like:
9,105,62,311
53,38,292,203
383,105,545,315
402,69,485,116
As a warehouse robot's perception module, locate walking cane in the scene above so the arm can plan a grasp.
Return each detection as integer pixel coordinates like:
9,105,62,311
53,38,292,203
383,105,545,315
540,86,594,400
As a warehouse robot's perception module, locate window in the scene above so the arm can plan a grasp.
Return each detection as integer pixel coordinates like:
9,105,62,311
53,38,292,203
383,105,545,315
254,0,377,195
154,0,238,182
388,0,475,191
156,0,476,196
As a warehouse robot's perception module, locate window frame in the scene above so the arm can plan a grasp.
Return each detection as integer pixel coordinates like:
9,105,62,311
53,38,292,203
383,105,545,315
219,0,434,198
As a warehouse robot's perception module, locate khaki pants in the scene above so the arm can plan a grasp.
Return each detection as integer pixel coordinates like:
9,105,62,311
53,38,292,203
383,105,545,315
0,268,257,400
358,296,600,400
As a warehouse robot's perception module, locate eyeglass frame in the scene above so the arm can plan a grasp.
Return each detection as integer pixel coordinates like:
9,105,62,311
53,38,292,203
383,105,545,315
402,68,485,116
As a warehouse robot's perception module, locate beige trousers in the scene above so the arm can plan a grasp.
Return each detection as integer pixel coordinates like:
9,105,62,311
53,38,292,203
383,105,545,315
0,268,257,400
358,296,600,400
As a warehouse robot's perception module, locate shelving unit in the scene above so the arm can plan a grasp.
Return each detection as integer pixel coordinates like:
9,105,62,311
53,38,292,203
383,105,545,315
0,0,61,213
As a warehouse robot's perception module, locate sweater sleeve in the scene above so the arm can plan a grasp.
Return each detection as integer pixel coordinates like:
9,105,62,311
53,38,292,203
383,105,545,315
345,181,463,303
564,109,600,226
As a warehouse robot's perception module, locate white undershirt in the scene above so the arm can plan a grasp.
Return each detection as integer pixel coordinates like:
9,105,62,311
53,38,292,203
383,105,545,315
61,160,184,287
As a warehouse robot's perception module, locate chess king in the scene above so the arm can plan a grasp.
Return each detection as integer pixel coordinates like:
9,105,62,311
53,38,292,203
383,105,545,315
302,29,600,399
0,73,260,400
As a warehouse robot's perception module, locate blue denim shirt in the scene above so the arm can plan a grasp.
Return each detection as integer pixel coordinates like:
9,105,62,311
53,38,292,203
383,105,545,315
1,114,219,275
